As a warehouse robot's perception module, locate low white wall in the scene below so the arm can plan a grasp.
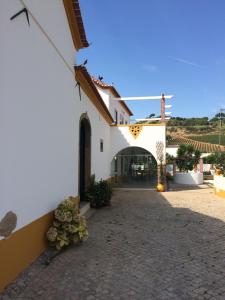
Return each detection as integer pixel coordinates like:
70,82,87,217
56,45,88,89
214,175,225,193
174,172,203,185
166,146,178,157
166,164,173,175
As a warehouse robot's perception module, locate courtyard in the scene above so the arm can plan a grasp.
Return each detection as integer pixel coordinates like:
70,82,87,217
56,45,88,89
2,186,225,300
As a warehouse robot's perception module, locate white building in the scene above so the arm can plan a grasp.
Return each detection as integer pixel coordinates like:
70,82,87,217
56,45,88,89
0,0,166,290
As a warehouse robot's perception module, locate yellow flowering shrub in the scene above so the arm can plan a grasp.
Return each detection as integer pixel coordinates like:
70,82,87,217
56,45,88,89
46,198,88,250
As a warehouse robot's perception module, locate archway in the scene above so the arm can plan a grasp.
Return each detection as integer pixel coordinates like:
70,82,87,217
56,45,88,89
111,146,157,188
79,115,91,201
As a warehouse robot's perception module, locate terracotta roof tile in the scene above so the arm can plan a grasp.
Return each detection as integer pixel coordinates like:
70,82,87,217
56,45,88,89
71,0,89,48
63,0,89,50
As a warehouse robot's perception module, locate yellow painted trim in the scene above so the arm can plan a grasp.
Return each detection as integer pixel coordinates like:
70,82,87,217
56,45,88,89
214,187,225,199
0,196,80,291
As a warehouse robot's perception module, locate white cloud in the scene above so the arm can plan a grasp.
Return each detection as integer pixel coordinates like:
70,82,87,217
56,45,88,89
168,56,199,67
142,64,158,72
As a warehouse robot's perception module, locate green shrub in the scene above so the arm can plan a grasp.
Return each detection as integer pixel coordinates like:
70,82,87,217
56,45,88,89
46,198,88,251
204,152,225,174
166,172,174,182
86,178,112,208
176,144,201,172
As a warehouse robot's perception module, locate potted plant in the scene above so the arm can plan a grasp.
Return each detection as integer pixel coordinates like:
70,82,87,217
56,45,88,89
156,141,166,192
85,175,112,208
46,198,88,252
204,152,225,176
174,144,203,185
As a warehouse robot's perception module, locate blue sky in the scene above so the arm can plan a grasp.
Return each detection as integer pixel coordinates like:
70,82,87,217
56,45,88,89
78,0,225,119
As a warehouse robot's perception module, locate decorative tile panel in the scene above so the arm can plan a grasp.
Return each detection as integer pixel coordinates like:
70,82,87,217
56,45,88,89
128,125,143,139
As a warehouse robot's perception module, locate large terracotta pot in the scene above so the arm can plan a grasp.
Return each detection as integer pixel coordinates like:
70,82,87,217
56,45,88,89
215,169,222,176
156,183,165,192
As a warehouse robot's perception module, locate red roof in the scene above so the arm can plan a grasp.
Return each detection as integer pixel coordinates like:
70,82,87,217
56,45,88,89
71,0,89,48
63,0,89,50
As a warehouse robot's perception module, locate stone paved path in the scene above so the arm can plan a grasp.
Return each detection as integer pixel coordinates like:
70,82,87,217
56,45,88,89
2,187,225,300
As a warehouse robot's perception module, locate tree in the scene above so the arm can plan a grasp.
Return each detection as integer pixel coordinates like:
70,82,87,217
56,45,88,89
204,152,225,173
176,144,201,172
146,113,155,119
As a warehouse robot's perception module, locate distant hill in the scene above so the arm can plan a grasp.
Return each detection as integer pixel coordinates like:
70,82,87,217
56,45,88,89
166,114,225,152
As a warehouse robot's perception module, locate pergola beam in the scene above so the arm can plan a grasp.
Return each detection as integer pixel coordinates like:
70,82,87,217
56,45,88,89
111,95,173,101
135,117,171,122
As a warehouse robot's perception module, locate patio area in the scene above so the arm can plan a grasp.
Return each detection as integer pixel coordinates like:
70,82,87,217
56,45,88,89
1,186,225,300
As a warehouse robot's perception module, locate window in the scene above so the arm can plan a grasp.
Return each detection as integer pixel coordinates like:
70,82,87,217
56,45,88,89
120,114,124,124
100,139,103,152
114,110,118,124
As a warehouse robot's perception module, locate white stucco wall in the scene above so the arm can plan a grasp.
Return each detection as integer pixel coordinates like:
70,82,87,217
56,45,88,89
0,0,78,235
76,91,111,182
174,172,203,185
166,146,178,157
95,86,130,124
0,1,111,237
110,125,166,163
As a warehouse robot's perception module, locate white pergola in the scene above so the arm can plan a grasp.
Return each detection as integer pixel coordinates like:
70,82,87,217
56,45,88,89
111,94,174,122
112,95,173,101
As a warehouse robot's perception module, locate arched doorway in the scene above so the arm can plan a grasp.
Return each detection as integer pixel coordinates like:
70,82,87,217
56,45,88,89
79,115,91,201
111,147,157,188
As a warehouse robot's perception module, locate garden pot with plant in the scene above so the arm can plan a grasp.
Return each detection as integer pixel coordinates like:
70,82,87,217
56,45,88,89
174,144,203,185
85,175,113,208
156,141,166,192
46,198,88,253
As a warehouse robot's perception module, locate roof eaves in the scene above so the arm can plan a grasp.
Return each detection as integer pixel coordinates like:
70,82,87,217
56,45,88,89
75,67,114,124
92,77,133,116
63,0,89,50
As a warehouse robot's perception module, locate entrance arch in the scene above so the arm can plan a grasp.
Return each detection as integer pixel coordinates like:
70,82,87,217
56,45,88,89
79,114,91,201
111,146,157,188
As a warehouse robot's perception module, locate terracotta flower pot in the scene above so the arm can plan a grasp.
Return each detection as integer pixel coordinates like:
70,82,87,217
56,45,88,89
156,183,165,192
215,169,222,176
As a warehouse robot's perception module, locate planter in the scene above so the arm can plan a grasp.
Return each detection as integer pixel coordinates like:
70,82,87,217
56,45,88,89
214,175,225,198
215,169,222,176
174,172,203,185
156,183,165,192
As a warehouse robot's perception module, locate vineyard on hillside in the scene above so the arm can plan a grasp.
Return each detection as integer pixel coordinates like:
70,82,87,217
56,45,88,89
169,136,225,153
190,134,225,146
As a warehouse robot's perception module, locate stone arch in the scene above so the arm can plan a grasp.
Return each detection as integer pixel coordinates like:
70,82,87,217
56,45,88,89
111,146,157,187
111,145,158,163
79,113,91,201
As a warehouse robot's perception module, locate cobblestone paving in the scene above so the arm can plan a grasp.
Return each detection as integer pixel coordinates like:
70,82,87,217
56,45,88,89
2,187,225,300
